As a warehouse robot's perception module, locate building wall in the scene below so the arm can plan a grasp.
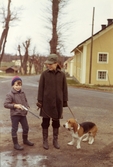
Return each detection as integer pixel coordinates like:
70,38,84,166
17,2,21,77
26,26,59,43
67,25,113,85
85,27,113,85
73,51,81,81
73,47,87,83
81,46,87,83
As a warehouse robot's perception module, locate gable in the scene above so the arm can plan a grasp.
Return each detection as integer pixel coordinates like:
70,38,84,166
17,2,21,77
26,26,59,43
71,20,113,52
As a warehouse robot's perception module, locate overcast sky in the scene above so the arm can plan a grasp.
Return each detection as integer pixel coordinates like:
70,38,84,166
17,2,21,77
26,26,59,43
0,0,113,56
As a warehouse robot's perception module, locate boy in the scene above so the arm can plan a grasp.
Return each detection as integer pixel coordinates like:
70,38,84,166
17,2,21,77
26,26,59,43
4,76,34,150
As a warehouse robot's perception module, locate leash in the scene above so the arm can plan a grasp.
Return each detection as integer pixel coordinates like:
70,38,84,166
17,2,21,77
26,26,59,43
37,107,60,121
22,106,40,119
37,105,76,120
67,105,76,119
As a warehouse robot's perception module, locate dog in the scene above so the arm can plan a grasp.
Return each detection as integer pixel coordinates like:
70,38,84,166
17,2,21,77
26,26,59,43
63,118,97,149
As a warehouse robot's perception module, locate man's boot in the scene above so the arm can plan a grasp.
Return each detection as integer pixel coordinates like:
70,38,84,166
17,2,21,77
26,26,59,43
12,136,24,150
42,129,49,150
53,128,60,149
23,134,34,146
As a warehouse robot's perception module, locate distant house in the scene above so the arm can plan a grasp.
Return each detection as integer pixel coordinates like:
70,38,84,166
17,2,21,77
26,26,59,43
6,66,20,73
65,19,113,85
12,59,21,66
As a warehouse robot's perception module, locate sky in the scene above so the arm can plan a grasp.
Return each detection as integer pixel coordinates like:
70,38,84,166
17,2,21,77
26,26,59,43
0,0,113,56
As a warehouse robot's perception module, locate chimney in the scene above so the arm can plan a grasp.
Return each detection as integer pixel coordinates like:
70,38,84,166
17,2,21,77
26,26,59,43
107,19,113,25
101,24,106,30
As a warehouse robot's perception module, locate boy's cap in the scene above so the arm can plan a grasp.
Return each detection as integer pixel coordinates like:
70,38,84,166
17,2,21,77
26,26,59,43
12,76,22,86
44,54,58,64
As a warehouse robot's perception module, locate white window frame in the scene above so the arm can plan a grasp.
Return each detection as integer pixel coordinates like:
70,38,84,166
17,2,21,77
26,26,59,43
97,52,109,63
97,70,108,81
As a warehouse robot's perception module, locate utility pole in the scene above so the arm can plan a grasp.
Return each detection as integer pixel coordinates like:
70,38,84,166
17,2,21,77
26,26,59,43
89,7,95,84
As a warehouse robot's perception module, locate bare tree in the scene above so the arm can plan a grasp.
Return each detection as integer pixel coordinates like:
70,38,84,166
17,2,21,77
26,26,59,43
0,0,11,64
17,41,45,75
28,47,36,75
49,0,59,54
17,44,23,74
29,55,39,74
0,0,21,64
47,0,71,67
17,39,31,75
44,0,71,62
22,39,31,74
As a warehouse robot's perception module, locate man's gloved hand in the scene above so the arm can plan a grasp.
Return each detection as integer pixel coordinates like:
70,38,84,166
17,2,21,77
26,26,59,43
63,101,68,107
36,101,42,108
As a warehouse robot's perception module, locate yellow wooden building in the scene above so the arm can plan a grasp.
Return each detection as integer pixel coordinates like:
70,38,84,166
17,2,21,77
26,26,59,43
65,19,113,85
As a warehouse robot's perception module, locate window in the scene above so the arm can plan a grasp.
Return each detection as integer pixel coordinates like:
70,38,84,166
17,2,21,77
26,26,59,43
97,70,108,81
97,53,108,63
99,54,107,62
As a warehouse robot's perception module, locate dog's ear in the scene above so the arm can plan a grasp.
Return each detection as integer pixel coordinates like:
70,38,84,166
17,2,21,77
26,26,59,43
73,122,78,133
68,120,71,124
68,118,74,123
68,119,78,132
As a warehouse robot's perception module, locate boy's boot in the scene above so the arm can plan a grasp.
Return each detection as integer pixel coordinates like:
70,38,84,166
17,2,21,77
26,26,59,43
53,128,60,149
23,134,34,146
12,136,24,150
42,129,49,150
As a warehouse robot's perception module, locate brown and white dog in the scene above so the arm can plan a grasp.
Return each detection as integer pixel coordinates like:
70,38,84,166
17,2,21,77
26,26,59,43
63,118,97,149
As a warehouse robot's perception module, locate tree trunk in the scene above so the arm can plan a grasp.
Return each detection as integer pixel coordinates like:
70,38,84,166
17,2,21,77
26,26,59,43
23,39,30,74
49,0,59,54
0,0,11,64
18,45,24,74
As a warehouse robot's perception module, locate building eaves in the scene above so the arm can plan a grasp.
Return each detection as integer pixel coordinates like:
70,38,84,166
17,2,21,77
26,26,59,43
64,56,74,64
71,20,113,53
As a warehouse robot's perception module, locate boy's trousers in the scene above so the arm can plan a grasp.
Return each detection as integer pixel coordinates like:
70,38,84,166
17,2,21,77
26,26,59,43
11,115,29,137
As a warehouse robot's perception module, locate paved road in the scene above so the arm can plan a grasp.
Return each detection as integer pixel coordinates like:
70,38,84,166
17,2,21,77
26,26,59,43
1,75,112,105
1,75,113,117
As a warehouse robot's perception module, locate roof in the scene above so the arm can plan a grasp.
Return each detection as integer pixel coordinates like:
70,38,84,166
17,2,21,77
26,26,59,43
71,19,113,53
64,56,74,64
6,66,20,71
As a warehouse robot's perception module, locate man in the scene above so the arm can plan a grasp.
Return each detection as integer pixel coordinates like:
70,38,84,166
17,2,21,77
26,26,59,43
37,54,68,150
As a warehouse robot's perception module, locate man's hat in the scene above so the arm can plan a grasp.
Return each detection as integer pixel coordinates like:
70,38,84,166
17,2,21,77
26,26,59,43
44,54,58,64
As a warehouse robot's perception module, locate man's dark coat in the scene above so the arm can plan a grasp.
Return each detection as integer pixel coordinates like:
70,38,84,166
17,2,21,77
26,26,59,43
38,69,68,119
